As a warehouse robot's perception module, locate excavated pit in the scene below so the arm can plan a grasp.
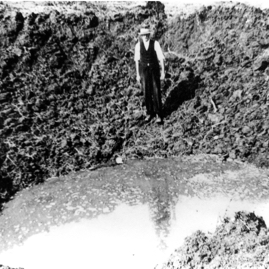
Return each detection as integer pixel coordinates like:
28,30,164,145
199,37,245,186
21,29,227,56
1,1,269,269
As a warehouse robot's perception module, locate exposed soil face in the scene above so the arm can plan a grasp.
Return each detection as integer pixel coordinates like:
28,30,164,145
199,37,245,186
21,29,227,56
0,1,269,269
0,1,167,207
1,1,269,208
0,0,269,206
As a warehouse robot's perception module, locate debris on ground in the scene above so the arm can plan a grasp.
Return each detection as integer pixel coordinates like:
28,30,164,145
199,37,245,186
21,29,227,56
159,211,269,269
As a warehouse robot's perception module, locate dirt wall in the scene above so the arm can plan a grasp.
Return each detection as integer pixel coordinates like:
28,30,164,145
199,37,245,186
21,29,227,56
0,1,268,210
0,1,166,207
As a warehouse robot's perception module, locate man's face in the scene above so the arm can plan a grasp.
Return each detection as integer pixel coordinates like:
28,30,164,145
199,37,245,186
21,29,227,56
141,34,150,42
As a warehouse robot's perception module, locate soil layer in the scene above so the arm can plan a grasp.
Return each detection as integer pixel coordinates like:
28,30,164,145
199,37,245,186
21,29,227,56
1,1,269,268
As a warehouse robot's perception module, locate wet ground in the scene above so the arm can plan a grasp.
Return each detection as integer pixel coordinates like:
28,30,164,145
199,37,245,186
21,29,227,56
0,154,269,269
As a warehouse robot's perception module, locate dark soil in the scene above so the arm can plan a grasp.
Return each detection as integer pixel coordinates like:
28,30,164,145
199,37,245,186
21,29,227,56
0,1,268,209
159,211,269,269
0,1,168,209
0,1,269,268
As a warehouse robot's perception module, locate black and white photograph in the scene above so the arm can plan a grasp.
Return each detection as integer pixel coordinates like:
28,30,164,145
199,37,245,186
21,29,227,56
0,0,269,268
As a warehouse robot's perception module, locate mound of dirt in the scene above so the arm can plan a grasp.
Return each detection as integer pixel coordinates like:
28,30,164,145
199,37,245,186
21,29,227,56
159,211,269,269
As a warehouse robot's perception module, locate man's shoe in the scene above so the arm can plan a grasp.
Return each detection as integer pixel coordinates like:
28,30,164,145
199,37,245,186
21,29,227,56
156,116,162,124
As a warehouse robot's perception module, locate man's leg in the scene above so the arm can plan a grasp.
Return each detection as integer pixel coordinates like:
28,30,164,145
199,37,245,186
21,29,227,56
140,66,154,120
152,70,163,123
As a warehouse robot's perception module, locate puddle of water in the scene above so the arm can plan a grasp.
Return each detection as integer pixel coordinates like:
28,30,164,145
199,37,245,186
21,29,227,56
1,195,269,269
0,204,164,269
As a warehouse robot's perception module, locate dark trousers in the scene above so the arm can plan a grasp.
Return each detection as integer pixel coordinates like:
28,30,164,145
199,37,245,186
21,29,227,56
139,62,162,118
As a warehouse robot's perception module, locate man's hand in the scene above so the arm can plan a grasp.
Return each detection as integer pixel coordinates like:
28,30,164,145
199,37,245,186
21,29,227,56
160,72,165,81
136,74,141,84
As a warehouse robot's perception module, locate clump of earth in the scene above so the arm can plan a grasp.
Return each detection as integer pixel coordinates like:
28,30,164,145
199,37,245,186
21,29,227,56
159,211,269,269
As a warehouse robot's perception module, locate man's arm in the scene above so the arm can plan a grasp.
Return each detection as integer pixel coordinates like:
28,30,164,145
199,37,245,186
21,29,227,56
134,42,141,83
135,60,140,83
154,41,165,80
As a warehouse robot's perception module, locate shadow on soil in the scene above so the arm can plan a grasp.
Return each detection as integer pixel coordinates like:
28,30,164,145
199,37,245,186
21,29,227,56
162,72,200,118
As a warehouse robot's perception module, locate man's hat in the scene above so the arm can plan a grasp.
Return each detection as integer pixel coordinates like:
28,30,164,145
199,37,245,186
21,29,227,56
139,27,151,35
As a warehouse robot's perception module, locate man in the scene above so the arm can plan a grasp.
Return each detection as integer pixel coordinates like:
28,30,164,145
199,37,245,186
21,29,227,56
134,26,165,124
